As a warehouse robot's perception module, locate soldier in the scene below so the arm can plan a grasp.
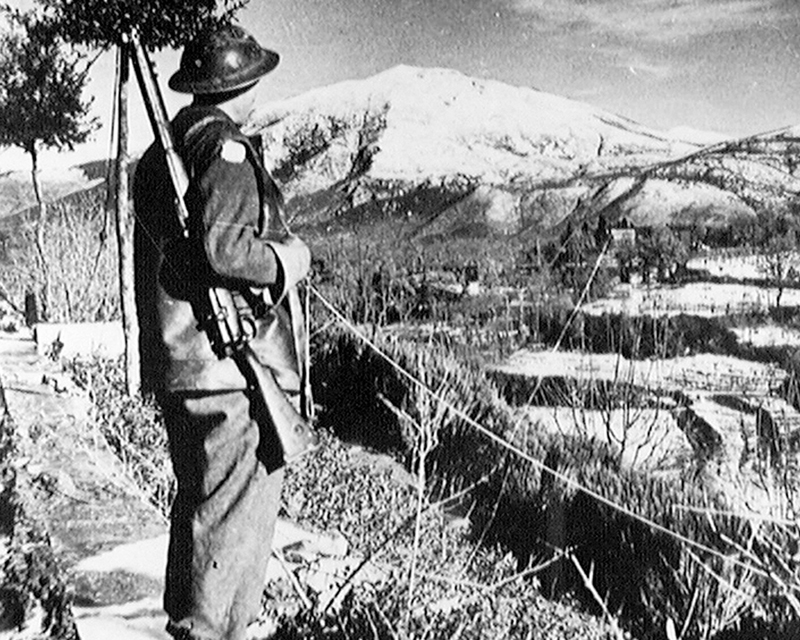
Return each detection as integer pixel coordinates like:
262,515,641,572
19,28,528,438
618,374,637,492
133,24,311,640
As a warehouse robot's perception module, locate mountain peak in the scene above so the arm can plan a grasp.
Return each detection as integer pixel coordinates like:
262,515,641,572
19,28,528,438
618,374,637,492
251,64,698,187
245,64,800,239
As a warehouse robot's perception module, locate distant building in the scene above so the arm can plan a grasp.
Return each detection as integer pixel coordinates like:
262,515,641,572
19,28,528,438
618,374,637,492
610,227,636,246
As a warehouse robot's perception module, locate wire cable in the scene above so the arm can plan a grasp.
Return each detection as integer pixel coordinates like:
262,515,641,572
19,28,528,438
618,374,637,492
309,282,798,590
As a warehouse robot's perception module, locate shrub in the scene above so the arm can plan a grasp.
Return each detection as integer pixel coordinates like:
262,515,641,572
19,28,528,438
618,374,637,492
1,191,118,323
310,325,799,639
65,357,173,515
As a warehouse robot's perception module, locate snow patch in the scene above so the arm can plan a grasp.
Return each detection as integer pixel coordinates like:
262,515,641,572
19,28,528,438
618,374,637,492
74,536,167,581
667,125,731,146
582,282,800,318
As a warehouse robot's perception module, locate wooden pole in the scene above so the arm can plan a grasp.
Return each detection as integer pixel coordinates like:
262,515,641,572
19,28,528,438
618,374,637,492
114,43,140,396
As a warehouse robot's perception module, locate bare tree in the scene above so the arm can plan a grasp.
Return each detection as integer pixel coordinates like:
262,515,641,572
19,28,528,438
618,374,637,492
752,211,800,312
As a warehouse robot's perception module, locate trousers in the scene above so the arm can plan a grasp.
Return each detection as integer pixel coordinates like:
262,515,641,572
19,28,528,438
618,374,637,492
161,389,284,640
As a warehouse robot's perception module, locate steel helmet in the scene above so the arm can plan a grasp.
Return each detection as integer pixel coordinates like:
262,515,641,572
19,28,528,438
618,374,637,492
169,24,279,94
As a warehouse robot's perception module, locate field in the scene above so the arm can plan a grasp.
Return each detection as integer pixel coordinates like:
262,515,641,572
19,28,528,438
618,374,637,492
2,188,800,639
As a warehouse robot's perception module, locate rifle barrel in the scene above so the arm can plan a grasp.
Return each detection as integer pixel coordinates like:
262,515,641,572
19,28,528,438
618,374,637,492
129,31,190,233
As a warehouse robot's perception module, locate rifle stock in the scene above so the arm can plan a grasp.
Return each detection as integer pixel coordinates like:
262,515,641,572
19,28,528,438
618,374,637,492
131,33,317,465
207,286,318,463
240,346,317,463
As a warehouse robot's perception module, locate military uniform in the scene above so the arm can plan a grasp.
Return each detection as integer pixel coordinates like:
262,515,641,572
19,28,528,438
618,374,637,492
133,25,309,640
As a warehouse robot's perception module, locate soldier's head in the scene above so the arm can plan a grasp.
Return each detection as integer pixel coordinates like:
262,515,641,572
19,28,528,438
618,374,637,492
169,24,279,121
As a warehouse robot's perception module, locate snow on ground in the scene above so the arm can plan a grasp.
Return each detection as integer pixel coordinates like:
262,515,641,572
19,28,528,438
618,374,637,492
582,281,800,317
686,250,800,282
34,322,125,359
581,253,800,347
74,535,167,581
666,126,731,146
495,348,798,514
582,251,800,319
70,519,357,640
686,253,766,280
731,323,800,347
493,350,786,396
523,405,690,473
73,599,170,640
253,65,695,186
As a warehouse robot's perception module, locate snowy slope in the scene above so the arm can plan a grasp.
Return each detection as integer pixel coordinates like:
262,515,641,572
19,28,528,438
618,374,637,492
4,65,798,235
252,65,700,188
249,66,800,235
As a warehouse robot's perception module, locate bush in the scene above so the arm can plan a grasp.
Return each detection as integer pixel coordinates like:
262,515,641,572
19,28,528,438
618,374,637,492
65,357,173,515
0,190,118,323
310,325,799,639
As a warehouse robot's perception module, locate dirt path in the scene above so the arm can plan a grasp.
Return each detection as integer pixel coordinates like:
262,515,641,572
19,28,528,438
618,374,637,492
0,330,367,640
0,332,170,640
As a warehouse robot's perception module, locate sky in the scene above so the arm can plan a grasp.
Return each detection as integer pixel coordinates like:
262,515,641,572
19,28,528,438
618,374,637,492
3,0,800,172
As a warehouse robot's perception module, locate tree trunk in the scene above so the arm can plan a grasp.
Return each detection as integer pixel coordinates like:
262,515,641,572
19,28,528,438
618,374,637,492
30,142,50,321
114,44,140,397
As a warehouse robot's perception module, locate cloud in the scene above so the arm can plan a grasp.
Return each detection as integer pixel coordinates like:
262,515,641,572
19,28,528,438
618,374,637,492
598,45,689,79
623,59,675,79
504,0,784,42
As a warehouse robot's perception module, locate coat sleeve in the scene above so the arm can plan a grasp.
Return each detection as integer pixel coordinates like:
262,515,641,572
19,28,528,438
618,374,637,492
195,136,282,287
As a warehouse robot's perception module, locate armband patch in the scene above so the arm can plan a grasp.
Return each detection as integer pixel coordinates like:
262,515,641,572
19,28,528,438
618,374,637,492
220,140,246,163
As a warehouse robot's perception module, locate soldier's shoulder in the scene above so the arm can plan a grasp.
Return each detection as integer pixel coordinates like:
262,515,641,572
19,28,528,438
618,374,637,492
176,108,250,170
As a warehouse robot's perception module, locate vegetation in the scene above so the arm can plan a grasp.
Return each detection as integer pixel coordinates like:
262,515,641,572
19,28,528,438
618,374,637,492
5,141,800,639
0,6,97,209
60,325,800,639
748,210,800,310
3,7,800,634
0,400,80,639
41,0,248,50
64,356,173,514
307,326,800,640
0,5,99,321
0,187,117,323
39,0,254,395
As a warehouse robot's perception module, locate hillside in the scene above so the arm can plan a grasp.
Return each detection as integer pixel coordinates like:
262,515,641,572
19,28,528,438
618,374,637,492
0,167,98,222
4,64,799,241
249,65,800,239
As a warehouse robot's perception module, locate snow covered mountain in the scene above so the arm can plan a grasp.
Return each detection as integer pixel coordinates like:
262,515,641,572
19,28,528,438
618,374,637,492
4,65,796,239
250,65,800,238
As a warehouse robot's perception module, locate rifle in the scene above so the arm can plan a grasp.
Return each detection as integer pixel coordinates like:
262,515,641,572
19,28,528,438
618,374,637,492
129,31,318,464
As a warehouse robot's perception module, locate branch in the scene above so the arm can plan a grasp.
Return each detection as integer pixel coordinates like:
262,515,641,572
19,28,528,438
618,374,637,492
569,552,626,640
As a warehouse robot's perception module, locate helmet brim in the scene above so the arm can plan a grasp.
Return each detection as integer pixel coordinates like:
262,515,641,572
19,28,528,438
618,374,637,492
168,48,279,95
